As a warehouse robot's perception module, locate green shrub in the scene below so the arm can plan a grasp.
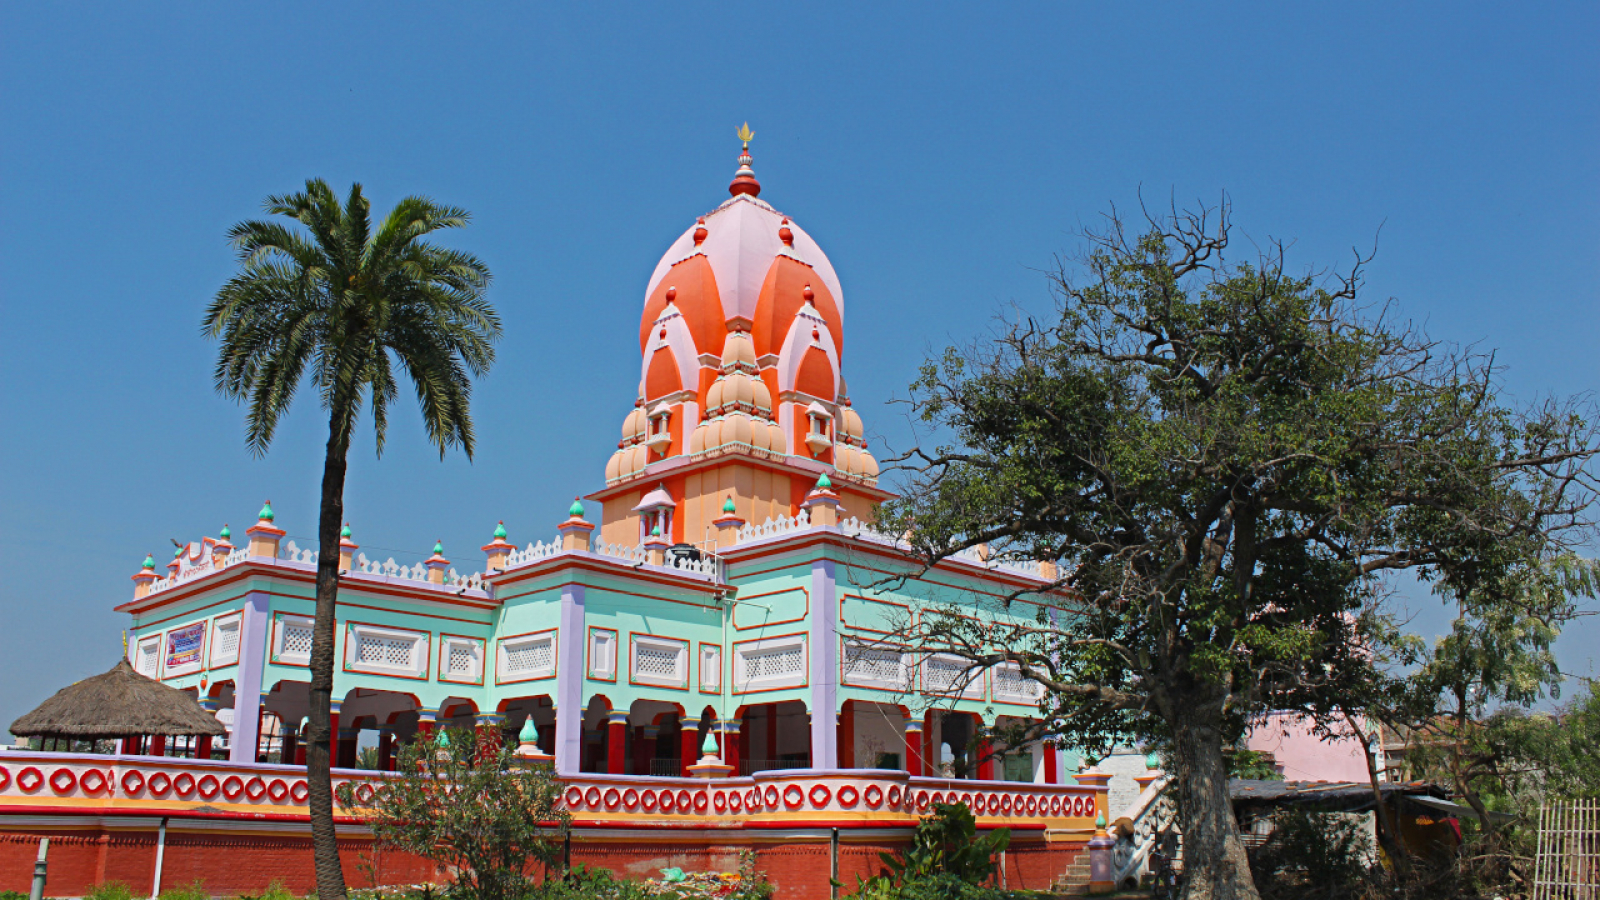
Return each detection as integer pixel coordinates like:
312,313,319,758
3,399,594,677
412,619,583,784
1247,810,1373,900
851,804,1020,900
85,883,137,900
158,880,210,900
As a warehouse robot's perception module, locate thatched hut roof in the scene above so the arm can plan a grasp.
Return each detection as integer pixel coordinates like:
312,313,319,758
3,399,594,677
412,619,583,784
9,658,226,739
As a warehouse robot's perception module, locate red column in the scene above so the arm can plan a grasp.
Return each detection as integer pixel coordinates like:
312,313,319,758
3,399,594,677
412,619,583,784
377,728,394,771
148,735,166,757
327,707,342,764
724,721,741,775
417,709,438,738
766,705,778,767
195,735,213,760
681,721,700,776
120,736,141,755
279,727,297,765
838,703,855,769
976,734,995,781
337,728,358,769
606,713,627,775
631,726,649,776
905,723,923,776
1044,741,1060,784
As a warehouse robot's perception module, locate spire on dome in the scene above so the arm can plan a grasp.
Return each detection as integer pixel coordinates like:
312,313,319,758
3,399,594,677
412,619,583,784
729,122,761,198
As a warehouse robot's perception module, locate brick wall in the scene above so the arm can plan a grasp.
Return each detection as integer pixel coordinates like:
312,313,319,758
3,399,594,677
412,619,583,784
2,824,1084,899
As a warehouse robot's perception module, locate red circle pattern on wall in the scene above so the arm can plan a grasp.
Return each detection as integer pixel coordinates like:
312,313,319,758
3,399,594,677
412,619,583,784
148,772,172,797
49,768,77,794
291,781,309,803
172,773,195,798
17,767,45,793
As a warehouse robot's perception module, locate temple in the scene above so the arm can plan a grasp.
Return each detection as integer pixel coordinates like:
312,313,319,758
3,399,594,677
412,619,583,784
0,133,1132,898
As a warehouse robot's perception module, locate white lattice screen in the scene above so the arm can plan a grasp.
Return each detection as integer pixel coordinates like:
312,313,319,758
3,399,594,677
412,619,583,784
844,645,901,683
744,645,804,680
356,634,416,667
504,637,553,674
137,640,159,676
213,619,240,661
281,622,314,657
994,665,1038,700
636,645,680,677
924,658,968,692
447,643,476,676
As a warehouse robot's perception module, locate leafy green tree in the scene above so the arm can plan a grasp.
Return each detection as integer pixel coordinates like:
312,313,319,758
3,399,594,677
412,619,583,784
1391,556,1599,828
340,729,567,900
879,201,1598,900
205,179,499,900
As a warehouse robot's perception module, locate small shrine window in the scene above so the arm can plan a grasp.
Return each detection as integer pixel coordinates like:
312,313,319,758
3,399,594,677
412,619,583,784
733,635,808,692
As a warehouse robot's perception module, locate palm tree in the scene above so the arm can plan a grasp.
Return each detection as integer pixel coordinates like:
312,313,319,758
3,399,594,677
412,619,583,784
204,179,499,900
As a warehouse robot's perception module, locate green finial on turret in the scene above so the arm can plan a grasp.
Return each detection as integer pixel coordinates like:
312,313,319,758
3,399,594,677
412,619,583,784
219,524,231,540
1095,811,1107,828
433,540,445,555
816,473,832,490
340,523,352,539
494,521,507,539
569,498,585,518
701,730,718,756
723,496,736,514
1145,751,1160,770
258,500,274,522
142,554,156,569
651,524,662,537
174,546,184,559
519,718,538,743
436,729,450,749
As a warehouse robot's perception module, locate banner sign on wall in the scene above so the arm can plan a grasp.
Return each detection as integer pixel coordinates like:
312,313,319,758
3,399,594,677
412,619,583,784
167,622,205,670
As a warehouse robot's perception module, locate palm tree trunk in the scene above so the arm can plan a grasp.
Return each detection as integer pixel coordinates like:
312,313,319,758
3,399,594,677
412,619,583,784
1170,704,1260,900
308,409,352,900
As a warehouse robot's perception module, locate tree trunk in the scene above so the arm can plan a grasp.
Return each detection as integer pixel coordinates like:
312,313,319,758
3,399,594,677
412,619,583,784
308,411,351,900
1170,708,1260,900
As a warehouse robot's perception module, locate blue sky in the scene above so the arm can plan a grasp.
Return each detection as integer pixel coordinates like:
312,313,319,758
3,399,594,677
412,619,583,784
2,3,1596,736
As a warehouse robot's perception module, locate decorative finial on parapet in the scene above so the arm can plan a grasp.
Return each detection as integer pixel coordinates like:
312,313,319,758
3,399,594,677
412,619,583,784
802,471,841,527
729,123,761,197
219,523,231,541
557,499,595,553
713,494,746,550
132,554,159,598
483,520,516,571
246,501,285,557
337,523,359,570
425,540,450,585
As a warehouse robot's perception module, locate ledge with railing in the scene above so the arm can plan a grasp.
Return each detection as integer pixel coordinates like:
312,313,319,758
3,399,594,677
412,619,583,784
0,751,1106,833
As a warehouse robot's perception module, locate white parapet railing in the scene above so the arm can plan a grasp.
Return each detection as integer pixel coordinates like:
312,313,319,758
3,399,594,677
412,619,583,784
499,535,720,581
0,752,1106,833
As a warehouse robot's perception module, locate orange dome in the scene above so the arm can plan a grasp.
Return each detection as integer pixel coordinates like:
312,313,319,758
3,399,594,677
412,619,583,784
767,421,787,455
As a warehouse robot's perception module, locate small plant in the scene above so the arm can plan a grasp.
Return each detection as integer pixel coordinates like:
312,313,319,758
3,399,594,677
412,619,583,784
85,882,137,900
340,728,568,900
852,803,1019,900
158,880,211,900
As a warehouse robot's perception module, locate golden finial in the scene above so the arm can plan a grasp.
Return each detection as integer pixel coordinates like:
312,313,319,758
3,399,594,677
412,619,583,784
122,630,128,654
737,122,754,149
